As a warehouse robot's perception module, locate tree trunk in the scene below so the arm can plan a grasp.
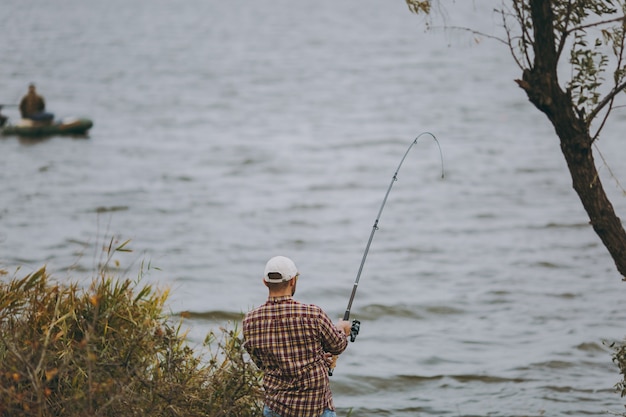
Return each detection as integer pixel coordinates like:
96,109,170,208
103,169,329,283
515,0,626,278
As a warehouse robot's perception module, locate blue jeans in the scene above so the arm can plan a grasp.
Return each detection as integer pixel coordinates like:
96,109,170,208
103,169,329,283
28,111,54,122
263,404,336,417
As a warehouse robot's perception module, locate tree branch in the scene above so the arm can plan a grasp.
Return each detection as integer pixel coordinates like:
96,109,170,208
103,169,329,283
587,79,626,126
428,25,509,46
507,1,533,69
529,0,558,74
555,0,575,64
564,15,626,38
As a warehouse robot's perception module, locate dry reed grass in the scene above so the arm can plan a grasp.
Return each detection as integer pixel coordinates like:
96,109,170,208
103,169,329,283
0,244,262,417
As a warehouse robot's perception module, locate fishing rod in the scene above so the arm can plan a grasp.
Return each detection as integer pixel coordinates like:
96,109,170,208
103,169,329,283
330,132,444,375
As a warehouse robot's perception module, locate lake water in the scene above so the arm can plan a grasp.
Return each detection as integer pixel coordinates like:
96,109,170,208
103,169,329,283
2,1,626,415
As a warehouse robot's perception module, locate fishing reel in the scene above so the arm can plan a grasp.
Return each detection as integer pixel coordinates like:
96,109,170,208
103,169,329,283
349,319,360,342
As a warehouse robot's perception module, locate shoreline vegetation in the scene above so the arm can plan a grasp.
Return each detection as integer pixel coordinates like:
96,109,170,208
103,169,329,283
0,258,263,417
2,238,625,416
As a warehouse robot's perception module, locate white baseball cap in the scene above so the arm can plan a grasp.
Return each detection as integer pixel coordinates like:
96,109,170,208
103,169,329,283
264,256,298,283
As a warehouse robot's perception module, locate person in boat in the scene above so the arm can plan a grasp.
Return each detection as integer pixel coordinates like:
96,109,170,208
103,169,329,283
19,84,53,123
243,256,351,417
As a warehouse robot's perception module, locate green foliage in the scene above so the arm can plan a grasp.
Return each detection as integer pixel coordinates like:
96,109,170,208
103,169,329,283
563,1,617,108
505,0,626,122
0,267,263,417
609,339,626,416
569,31,609,106
407,1,626,117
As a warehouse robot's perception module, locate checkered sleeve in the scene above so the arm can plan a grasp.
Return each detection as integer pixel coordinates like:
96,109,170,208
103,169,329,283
318,310,348,355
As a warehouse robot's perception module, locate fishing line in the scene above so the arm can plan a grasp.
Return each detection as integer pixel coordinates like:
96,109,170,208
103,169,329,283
343,132,444,339
328,132,443,376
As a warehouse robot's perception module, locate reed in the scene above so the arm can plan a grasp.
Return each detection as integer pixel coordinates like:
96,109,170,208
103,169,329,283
0,265,263,417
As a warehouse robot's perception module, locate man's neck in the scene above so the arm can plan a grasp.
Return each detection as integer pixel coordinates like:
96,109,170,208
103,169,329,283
268,290,292,298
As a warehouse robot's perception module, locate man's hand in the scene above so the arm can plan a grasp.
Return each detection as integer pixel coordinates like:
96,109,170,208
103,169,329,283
336,319,351,336
324,352,335,366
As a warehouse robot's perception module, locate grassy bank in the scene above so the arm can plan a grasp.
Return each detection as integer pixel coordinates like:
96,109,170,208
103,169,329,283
0,263,263,417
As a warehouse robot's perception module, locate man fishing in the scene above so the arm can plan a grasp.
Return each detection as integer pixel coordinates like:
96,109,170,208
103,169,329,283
19,83,53,123
243,256,351,417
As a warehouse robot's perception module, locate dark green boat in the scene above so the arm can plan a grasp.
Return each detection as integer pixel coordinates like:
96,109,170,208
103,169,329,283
1,117,93,137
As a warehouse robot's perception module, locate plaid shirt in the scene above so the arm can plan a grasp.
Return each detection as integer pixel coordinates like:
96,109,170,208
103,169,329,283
243,295,348,417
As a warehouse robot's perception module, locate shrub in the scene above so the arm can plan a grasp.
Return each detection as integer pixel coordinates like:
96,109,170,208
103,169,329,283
611,339,626,414
0,266,263,417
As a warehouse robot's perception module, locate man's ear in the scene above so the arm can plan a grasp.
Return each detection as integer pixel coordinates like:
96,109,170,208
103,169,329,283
263,279,269,288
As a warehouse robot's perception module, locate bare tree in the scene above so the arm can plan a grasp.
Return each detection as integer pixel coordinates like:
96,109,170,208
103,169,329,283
407,0,626,278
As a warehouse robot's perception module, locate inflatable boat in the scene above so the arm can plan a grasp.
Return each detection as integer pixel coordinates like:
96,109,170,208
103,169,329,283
1,117,93,137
